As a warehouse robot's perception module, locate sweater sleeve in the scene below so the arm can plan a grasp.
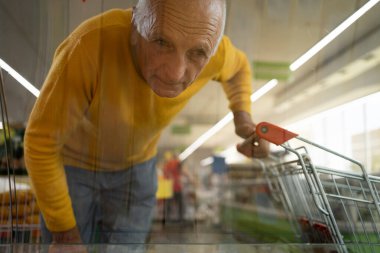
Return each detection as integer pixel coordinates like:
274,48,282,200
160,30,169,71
216,36,252,114
24,35,96,232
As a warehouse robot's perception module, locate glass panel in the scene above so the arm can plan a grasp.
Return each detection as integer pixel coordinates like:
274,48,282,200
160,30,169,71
1,0,379,250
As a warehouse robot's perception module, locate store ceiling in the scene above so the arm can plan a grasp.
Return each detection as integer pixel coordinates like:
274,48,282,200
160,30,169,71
1,0,380,158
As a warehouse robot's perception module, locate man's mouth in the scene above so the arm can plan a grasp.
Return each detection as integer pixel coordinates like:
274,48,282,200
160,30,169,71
151,77,186,96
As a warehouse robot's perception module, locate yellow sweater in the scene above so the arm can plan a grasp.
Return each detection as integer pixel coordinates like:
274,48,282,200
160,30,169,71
24,9,252,231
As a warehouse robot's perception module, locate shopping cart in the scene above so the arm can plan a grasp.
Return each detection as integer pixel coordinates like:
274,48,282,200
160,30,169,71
256,122,380,253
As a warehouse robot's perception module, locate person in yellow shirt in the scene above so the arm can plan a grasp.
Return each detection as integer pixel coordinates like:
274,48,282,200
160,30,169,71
24,0,269,250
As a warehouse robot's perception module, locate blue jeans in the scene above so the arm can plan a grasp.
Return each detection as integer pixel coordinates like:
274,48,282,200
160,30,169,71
41,157,157,245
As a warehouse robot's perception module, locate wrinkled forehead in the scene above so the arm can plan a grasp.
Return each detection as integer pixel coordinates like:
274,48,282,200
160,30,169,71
147,0,224,43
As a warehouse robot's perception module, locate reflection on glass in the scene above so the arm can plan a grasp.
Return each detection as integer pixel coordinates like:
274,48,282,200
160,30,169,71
0,0,379,251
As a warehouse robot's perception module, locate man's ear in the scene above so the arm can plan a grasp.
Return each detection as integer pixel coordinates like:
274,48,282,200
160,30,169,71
132,6,137,19
130,7,139,45
130,24,138,45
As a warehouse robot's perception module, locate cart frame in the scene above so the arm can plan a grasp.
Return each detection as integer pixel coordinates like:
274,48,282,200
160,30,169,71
256,122,380,253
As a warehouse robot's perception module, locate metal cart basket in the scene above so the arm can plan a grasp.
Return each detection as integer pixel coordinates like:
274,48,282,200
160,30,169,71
257,122,380,253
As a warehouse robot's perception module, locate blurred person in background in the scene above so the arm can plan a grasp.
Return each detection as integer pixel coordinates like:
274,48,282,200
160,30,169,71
163,151,195,223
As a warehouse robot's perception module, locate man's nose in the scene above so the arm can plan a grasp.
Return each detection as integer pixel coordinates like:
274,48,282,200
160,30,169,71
164,54,187,84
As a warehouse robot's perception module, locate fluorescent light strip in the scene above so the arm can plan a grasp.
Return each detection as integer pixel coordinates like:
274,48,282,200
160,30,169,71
251,79,278,102
179,112,233,161
0,58,40,97
290,0,380,71
179,79,278,161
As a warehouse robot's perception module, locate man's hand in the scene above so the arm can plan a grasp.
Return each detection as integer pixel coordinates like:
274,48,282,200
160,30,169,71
236,133,270,158
233,111,255,139
233,111,270,158
49,226,87,253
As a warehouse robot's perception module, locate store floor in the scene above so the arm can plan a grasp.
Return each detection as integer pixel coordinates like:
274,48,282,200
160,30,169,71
144,221,342,253
144,220,265,253
148,220,242,244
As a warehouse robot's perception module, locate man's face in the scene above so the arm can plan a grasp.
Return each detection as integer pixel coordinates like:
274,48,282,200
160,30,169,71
131,0,223,98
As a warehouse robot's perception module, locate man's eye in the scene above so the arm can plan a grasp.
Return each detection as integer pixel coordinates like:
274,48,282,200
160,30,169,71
190,49,208,59
155,39,168,47
196,50,207,57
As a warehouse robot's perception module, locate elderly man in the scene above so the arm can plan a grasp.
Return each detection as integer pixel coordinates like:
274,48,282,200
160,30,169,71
24,0,269,249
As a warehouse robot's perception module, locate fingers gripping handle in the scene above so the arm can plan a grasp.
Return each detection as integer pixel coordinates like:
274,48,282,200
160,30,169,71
256,122,298,145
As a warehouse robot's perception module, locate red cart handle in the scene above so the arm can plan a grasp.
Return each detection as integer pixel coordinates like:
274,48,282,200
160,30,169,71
256,122,298,145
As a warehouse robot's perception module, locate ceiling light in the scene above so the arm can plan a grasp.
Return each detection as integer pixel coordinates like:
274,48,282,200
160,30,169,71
179,79,278,161
0,58,40,97
290,0,380,71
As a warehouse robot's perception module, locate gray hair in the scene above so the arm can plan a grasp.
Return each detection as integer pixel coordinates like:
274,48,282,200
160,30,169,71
132,0,226,55
132,0,155,40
